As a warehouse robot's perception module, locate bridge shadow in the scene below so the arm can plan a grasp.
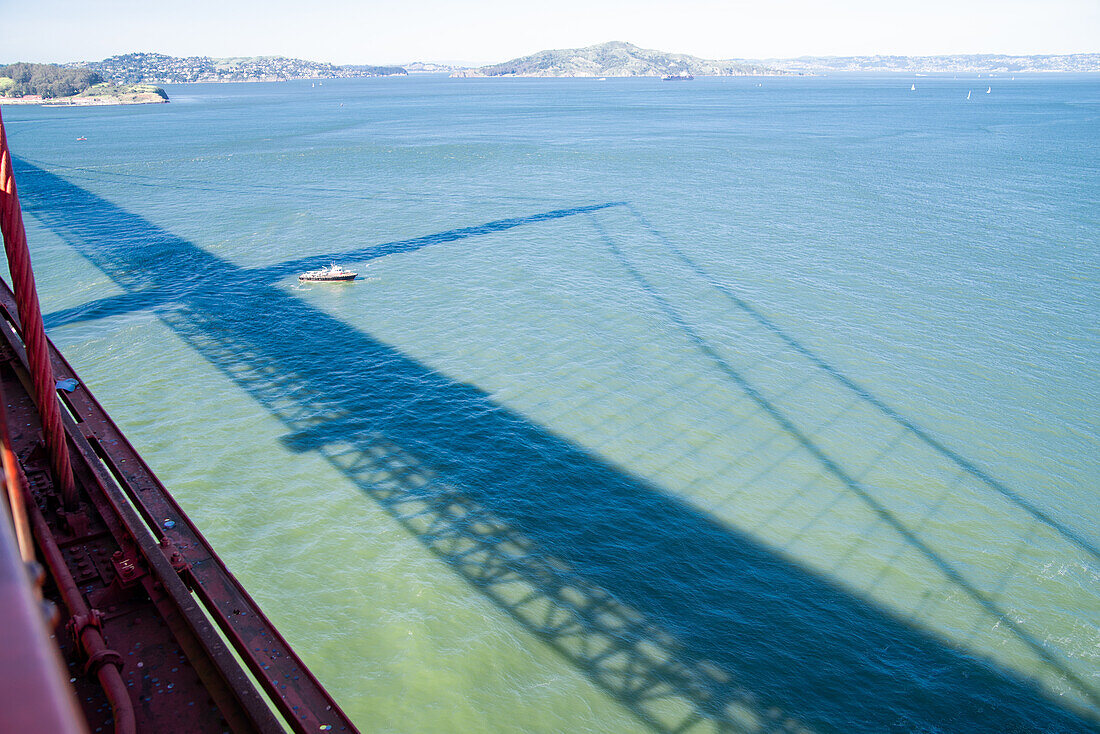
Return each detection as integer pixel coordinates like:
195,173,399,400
613,204,1098,564
584,209,1098,704
16,159,1098,733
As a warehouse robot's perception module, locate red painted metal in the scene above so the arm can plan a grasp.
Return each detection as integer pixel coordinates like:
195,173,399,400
0,483,88,734
0,107,77,508
0,389,33,560
26,493,137,734
0,336,267,732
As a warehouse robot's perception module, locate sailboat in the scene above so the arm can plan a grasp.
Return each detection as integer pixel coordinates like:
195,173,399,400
966,90,971,100
911,83,916,91
986,86,991,94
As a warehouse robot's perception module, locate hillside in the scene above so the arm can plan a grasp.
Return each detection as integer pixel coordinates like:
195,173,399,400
72,53,407,84
451,41,784,78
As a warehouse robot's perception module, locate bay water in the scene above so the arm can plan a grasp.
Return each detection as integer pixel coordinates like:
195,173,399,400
5,73,1099,732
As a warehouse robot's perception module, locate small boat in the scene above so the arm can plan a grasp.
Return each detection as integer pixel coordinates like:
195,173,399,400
76,136,87,141
298,263,357,282
911,84,916,91
967,90,971,100
986,86,991,94
662,71,694,81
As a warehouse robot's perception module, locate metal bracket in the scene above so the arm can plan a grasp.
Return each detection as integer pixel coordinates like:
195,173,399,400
110,550,144,586
159,536,190,574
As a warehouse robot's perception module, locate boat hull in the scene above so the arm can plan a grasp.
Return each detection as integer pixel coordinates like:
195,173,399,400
299,274,356,282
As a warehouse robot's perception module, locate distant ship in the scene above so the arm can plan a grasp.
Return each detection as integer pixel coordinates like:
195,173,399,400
986,86,991,94
911,84,916,91
967,90,972,100
662,71,694,81
298,263,357,282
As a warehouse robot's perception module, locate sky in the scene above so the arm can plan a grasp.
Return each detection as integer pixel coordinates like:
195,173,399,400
2,0,1098,66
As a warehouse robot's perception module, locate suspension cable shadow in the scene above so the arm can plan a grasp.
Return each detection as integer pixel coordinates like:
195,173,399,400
43,202,627,330
618,203,1098,563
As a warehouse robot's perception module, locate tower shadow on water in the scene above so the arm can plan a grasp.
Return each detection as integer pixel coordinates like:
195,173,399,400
16,160,1097,734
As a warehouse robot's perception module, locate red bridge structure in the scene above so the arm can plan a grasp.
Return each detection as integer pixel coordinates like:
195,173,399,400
0,111,358,733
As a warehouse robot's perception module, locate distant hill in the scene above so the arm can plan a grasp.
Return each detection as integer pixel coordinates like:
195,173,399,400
750,53,1100,73
404,62,464,73
451,41,785,78
70,53,407,84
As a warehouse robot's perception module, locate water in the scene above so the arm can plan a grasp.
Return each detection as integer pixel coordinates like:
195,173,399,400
5,73,1099,732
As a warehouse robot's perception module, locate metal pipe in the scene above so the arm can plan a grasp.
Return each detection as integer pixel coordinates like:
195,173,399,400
26,500,135,734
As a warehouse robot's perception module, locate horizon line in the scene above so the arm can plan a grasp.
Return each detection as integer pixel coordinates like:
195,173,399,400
4,45,1100,69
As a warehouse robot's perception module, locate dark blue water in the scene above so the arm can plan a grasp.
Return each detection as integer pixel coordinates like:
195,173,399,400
5,73,1098,732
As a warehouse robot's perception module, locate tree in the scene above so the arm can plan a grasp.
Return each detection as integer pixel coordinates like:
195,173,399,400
0,63,102,98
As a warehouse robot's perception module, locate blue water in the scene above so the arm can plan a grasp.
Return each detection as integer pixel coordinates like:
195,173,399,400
4,73,1099,732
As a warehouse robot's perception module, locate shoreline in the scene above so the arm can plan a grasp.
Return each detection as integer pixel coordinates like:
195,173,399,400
0,92,168,106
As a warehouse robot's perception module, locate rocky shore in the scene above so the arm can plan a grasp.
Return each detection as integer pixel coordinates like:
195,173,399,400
1,89,168,106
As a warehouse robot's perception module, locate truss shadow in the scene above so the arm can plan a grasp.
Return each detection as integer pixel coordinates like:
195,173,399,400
18,160,1097,733
584,210,1098,711
615,204,1098,563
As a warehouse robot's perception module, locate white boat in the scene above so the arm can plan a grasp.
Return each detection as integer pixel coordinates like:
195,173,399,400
298,263,357,282
967,90,971,100
911,84,916,91
986,86,991,94
662,71,694,81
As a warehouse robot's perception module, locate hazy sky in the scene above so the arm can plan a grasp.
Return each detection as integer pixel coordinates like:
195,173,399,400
2,0,1098,65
